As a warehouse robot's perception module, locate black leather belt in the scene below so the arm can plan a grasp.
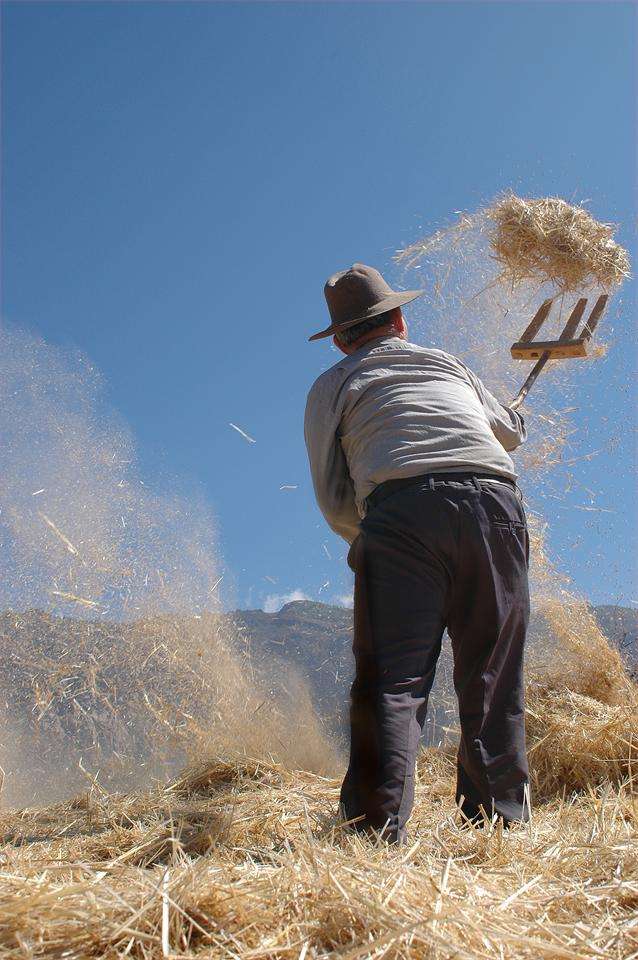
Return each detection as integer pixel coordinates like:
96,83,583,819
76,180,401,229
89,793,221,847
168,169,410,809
365,472,518,513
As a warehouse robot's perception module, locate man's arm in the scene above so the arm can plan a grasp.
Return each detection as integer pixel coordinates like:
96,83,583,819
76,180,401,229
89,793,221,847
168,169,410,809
304,375,361,544
462,362,527,451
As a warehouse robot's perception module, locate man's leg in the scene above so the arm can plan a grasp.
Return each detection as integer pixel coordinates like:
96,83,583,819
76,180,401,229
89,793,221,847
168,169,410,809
447,482,531,825
339,489,451,843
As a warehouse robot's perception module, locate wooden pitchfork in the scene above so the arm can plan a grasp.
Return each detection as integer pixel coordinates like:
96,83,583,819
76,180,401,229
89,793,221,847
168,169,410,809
509,294,608,410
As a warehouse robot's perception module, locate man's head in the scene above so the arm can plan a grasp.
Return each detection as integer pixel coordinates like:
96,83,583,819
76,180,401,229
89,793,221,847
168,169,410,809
308,262,423,346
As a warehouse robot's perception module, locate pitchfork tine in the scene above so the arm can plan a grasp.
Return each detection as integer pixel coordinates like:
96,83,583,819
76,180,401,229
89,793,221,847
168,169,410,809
510,293,608,410
557,298,588,342
518,298,554,343
512,298,587,411
580,294,608,342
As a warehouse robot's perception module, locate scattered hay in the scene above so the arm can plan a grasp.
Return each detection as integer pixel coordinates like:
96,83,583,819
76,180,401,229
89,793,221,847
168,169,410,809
0,609,339,806
487,193,630,292
524,596,638,800
535,596,635,707
527,687,637,800
0,752,636,960
1,603,635,959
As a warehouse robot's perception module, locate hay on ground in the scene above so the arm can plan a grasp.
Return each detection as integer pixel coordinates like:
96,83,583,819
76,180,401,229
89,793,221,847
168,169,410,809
1,607,636,960
523,595,638,800
0,750,636,960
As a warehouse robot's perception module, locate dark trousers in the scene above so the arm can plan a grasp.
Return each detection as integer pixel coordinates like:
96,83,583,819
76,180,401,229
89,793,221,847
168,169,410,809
339,473,531,843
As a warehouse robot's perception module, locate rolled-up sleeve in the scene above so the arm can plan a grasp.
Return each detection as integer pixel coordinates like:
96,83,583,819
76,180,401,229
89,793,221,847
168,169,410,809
462,363,527,452
304,374,361,544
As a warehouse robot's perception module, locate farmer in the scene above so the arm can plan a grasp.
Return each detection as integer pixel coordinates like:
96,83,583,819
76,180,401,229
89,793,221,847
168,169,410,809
304,263,530,843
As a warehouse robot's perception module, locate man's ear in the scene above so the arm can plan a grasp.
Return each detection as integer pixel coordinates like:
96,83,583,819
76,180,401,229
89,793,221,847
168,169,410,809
393,309,408,339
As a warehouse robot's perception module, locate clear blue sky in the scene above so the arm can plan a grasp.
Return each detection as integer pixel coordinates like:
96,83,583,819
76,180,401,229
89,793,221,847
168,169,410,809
2,1,636,611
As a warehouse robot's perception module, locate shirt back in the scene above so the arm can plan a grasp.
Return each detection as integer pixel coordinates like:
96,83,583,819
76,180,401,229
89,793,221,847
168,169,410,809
304,336,526,542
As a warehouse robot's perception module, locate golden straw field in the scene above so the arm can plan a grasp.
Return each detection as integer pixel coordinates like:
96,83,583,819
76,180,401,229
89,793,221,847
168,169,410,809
1,752,636,959
1,596,636,960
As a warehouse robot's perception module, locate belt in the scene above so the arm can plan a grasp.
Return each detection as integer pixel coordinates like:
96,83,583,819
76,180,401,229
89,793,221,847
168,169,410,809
365,471,519,513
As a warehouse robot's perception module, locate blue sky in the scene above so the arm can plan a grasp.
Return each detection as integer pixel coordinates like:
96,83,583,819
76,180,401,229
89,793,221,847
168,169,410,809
2,1,636,611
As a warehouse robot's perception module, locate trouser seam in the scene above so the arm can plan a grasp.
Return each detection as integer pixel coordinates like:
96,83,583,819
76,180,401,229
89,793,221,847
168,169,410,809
396,702,419,829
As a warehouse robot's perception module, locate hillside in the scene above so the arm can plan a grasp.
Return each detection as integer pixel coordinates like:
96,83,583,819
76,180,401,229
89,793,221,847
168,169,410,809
593,605,638,674
234,599,638,738
1,599,635,790
236,597,638,667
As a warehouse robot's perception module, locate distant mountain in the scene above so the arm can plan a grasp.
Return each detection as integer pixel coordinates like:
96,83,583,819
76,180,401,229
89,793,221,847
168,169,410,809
232,599,638,741
230,601,354,733
236,598,637,665
231,600,456,745
1,600,635,781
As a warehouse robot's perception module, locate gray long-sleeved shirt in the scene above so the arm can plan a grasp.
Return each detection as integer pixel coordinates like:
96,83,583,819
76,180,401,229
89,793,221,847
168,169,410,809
304,336,526,543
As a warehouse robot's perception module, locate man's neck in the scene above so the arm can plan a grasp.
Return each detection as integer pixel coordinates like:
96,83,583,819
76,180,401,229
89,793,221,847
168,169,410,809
353,333,402,352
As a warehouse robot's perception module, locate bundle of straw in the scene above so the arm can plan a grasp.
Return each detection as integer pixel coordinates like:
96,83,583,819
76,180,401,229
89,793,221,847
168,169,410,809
487,194,630,291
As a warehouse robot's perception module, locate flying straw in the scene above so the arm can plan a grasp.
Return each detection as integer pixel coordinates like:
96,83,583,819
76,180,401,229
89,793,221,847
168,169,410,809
49,590,101,609
39,512,80,556
161,870,170,957
228,422,256,443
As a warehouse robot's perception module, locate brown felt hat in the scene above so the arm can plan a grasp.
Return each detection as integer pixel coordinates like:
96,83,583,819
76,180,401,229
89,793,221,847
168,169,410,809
309,262,424,342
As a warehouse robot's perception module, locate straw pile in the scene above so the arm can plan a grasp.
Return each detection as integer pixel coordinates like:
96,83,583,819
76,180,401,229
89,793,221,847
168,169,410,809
487,194,630,291
1,600,636,959
524,596,638,802
1,748,636,960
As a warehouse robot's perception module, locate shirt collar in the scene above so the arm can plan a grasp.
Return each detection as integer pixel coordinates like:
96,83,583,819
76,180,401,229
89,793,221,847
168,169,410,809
352,335,404,356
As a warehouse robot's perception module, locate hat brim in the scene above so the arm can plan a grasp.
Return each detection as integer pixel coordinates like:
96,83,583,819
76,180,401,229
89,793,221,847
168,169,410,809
308,289,424,342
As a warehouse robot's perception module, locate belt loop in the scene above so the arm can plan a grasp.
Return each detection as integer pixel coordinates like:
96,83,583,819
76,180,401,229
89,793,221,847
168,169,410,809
428,477,435,491
471,477,482,492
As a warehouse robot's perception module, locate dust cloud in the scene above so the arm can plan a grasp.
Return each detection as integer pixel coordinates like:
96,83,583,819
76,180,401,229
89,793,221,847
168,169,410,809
0,324,337,807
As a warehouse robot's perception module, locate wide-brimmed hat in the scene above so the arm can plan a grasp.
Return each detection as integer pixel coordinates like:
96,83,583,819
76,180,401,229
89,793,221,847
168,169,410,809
309,262,423,342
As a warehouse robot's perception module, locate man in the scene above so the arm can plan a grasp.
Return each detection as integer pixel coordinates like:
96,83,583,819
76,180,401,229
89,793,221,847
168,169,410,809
304,263,530,844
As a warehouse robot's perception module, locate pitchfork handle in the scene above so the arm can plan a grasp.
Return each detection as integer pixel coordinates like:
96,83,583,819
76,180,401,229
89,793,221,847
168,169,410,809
510,352,550,411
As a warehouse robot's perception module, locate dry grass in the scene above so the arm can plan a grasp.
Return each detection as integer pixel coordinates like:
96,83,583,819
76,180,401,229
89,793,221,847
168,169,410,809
525,597,638,805
1,566,636,959
1,614,636,960
0,610,339,806
487,194,631,292
0,749,636,960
